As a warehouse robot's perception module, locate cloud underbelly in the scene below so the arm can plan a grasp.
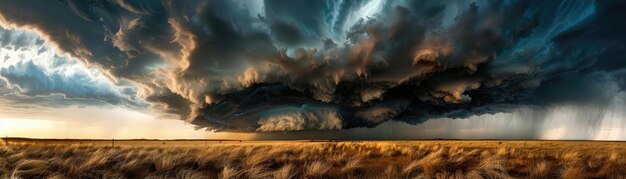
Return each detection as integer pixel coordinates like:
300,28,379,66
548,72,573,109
256,105,343,132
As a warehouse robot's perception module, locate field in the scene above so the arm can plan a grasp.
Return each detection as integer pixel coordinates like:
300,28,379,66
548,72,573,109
1,138,625,178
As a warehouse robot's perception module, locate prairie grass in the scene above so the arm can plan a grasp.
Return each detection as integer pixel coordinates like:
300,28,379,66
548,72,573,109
306,161,330,177
0,140,625,178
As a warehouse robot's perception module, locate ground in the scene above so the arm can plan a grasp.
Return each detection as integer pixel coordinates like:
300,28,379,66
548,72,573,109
1,138,625,178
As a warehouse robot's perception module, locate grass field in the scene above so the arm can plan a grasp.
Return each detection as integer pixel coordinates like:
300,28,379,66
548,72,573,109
1,138,625,178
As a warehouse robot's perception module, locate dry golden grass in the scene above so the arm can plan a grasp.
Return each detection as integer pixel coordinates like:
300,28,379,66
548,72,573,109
0,139,625,178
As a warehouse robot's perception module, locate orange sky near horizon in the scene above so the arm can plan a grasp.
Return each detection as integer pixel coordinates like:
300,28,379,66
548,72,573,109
0,106,256,140
2,104,625,141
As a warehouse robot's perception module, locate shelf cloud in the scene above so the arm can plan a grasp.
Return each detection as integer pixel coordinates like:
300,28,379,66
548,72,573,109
0,0,624,132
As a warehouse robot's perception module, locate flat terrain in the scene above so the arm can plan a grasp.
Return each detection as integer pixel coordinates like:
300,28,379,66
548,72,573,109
1,138,625,178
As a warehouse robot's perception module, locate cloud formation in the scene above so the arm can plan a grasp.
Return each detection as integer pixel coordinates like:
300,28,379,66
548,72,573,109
0,0,624,132
0,28,144,108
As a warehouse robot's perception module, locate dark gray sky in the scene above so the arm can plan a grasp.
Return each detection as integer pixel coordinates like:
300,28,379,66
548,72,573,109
0,0,625,139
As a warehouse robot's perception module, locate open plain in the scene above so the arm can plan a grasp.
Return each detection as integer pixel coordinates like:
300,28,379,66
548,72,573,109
1,138,625,178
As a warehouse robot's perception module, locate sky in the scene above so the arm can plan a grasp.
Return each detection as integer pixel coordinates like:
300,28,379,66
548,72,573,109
0,0,625,140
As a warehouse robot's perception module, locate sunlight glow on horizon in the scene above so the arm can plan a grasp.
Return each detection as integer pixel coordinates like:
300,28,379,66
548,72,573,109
3,105,625,140
0,106,255,140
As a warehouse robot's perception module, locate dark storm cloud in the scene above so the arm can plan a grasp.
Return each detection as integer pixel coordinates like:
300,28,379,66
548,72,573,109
0,0,625,132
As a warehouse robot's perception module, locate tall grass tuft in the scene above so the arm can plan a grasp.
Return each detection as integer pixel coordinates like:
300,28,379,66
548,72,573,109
306,160,331,177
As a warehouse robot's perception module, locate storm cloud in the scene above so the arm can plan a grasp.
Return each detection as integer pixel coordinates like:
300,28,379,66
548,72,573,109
0,0,625,132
